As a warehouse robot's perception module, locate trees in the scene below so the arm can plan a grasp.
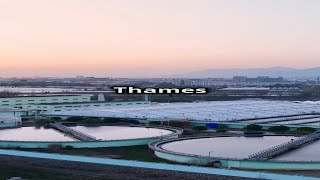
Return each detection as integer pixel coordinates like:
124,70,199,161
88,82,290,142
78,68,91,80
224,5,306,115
244,124,262,131
268,125,290,132
192,126,208,131
295,127,317,134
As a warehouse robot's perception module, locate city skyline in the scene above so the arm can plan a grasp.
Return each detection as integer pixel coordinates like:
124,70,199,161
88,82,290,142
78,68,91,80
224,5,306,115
1,0,320,77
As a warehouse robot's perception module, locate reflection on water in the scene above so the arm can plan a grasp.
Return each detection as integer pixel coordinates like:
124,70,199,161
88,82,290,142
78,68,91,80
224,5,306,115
0,127,76,141
161,136,295,159
71,126,173,140
0,126,173,142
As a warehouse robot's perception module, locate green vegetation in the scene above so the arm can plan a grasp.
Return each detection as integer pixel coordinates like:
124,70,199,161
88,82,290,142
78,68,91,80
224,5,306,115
268,125,290,132
294,127,317,135
21,117,29,121
192,126,208,131
102,117,121,123
148,121,162,126
243,124,263,132
65,116,83,122
35,119,53,126
167,121,185,128
64,145,74,150
216,124,228,133
51,117,62,121
82,118,100,124
167,121,190,128
125,119,141,124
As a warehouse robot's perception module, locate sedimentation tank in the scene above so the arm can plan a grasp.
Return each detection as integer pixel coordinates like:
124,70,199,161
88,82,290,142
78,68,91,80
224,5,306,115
0,125,183,148
149,135,320,170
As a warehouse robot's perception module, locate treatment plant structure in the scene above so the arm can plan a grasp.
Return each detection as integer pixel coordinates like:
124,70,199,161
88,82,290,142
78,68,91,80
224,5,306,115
40,99,320,170
2,96,320,170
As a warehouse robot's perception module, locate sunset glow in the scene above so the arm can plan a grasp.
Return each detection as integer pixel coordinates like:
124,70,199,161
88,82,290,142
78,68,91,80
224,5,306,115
1,0,320,77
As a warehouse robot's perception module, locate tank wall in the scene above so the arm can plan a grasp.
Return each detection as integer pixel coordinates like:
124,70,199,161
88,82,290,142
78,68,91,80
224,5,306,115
0,138,159,148
154,150,320,170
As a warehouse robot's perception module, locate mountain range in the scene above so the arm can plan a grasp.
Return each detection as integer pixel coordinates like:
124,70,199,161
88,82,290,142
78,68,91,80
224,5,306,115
174,67,320,79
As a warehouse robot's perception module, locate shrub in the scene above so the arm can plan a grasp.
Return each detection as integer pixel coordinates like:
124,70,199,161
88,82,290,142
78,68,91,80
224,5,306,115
48,144,62,150
21,117,29,121
149,121,162,125
244,124,262,131
168,121,185,128
82,118,100,124
126,120,140,124
218,124,229,129
216,128,227,133
268,125,290,132
65,116,83,122
36,119,52,126
51,117,62,121
64,145,74,150
103,118,121,123
192,126,208,131
295,127,317,134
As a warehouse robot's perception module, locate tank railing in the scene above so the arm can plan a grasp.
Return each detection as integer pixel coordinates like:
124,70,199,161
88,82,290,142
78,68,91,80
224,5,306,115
248,132,320,160
49,122,97,142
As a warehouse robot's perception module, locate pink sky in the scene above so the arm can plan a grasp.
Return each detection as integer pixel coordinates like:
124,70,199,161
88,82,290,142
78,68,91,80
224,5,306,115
0,0,320,77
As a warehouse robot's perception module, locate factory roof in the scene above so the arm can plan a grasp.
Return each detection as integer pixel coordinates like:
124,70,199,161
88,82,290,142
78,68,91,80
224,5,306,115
42,100,320,122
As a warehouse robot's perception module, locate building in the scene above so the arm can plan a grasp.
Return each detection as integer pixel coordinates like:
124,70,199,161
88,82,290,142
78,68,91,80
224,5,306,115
0,94,151,113
0,107,28,116
0,115,22,128
0,94,92,108
28,101,151,112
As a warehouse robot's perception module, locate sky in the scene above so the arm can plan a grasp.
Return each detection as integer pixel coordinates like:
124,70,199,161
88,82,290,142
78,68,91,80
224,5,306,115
0,0,320,77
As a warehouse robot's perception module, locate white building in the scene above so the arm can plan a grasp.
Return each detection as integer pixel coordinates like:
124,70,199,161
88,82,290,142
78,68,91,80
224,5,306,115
33,101,151,112
0,107,28,116
0,94,92,108
0,115,22,128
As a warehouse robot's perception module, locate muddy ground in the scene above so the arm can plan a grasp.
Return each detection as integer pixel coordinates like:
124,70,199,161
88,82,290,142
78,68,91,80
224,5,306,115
0,155,256,180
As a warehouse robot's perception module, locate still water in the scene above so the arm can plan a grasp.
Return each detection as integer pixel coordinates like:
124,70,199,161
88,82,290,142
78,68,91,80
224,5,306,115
272,139,320,162
161,136,295,159
71,126,173,140
0,127,76,141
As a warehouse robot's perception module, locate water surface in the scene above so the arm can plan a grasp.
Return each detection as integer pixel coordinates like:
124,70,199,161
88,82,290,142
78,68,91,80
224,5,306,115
0,127,76,141
161,136,295,159
71,126,173,140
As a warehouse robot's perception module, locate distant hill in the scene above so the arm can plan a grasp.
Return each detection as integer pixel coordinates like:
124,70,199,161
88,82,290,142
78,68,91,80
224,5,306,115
174,67,320,79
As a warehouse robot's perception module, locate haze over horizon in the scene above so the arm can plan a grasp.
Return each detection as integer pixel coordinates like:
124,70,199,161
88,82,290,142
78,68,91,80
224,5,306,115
1,0,320,77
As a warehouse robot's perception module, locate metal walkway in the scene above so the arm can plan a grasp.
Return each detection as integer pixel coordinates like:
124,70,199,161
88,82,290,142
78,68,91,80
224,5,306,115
248,133,320,160
49,122,97,141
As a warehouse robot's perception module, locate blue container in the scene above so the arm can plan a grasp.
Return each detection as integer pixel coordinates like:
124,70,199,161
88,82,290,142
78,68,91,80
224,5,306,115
206,123,219,128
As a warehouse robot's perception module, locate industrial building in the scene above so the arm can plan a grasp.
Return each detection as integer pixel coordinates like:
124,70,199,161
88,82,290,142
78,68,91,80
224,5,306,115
0,107,28,116
28,101,151,112
0,94,92,108
0,115,21,128
0,93,151,112
42,100,320,122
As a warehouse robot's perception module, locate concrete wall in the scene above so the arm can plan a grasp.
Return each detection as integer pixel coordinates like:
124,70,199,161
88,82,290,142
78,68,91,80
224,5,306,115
154,149,320,170
0,135,179,149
